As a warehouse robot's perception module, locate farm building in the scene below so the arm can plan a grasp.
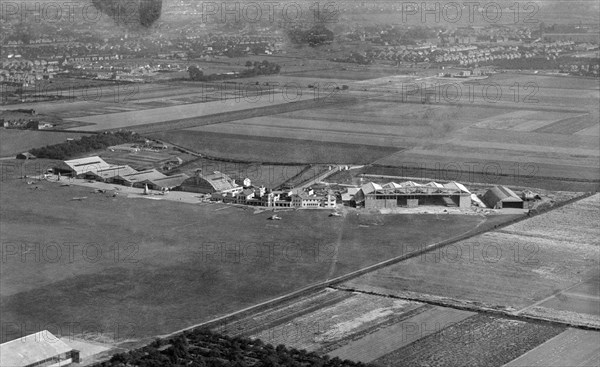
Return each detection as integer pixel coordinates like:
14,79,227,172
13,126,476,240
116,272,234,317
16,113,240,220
349,181,471,209
58,156,111,177
178,170,241,194
483,186,525,209
16,152,36,160
0,330,80,367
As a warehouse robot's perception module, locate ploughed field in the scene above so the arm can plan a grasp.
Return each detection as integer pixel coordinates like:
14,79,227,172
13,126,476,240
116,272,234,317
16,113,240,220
215,288,597,367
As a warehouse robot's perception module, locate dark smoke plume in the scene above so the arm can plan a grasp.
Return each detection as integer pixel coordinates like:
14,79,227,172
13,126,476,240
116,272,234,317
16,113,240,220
91,0,162,28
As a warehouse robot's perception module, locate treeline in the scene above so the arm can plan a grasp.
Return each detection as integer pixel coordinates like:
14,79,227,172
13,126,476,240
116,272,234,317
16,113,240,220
29,131,141,160
287,25,334,46
91,0,162,27
98,328,374,367
188,60,281,82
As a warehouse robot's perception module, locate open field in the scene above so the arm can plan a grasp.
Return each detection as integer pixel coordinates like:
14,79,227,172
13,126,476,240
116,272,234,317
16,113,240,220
368,74,599,188
0,129,90,157
473,110,590,132
1,177,501,344
503,328,600,367
64,91,317,131
185,102,505,149
150,131,400,164
341,194,600,328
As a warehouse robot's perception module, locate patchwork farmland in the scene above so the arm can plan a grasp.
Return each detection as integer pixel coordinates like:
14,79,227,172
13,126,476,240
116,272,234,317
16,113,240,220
340,194,600,328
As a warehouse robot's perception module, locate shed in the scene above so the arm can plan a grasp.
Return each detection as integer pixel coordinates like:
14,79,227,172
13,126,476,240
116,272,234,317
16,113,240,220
16,152,36,160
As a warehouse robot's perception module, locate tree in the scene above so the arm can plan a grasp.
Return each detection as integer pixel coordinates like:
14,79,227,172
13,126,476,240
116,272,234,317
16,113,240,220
188,65,204,81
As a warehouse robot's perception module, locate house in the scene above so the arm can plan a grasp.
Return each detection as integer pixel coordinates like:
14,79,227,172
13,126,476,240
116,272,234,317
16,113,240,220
0,330,80,367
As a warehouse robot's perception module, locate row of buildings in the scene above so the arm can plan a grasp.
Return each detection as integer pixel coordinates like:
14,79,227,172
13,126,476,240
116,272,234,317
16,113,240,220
57,157,337,209
57,157,531,211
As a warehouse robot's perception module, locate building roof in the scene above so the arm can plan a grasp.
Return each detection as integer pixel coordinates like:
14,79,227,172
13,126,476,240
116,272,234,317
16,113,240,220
443,181,471,194
425,181,445,188
200,171,239,192
150,173,190,189
0,330,73,367
361,182,383,194
382,182,403,189
483,186,523,207
64,156,110,175
346,187,360,195
399,181,423,187
120,169,167,183
89,165,137,180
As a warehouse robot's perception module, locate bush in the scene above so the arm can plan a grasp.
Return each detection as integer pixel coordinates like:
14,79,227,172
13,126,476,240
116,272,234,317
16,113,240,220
29,131,142,160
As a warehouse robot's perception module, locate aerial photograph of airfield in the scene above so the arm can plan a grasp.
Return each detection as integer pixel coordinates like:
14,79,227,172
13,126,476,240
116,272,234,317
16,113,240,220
1,0,599,366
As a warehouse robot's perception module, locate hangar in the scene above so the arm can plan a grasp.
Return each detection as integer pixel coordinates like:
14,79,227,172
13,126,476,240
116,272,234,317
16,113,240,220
59,156,111,177
179,170,241,194
83,165,137,183
483,186,525,209
354,181,472,209
0,330,80,367
364,181,471,209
